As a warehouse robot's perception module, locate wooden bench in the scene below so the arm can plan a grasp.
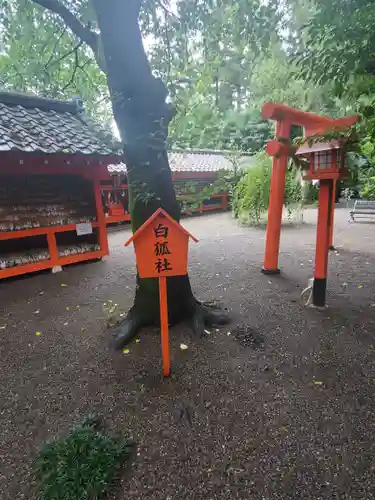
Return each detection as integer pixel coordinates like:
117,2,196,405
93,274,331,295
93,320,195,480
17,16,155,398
349,200,375,222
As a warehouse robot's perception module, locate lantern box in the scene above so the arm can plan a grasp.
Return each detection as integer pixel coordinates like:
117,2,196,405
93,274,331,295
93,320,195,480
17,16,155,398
296,140,348,181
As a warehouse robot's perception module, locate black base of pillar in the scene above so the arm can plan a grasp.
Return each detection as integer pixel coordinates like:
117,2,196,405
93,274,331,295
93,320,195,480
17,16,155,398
328,246,335,251
261,268,281,275
312,278,327,308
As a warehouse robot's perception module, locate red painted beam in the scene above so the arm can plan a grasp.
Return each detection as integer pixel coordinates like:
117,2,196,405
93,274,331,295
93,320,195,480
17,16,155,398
262,102,359,136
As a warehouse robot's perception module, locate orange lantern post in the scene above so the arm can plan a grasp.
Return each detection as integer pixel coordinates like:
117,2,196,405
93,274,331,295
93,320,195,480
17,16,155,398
296,141,347,307
125,208,198,377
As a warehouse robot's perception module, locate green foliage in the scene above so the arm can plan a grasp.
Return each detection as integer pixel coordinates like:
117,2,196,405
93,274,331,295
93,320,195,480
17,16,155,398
285,166,303,205
232,153,271,224
0,0,110,124
358,152,375,198
233,153,302,224
294,0,375,93
247,45,338,115
174,169,239,212
170,104,272,152
361,139,375,163
302,181,319,204
1,0,357,152
35,414,133,500
1,0,374,163
360,177,375,200
291,0,375,157
163,6,342,152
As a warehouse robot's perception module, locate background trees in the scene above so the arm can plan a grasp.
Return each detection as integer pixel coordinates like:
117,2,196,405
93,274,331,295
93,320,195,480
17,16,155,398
2,0,373,155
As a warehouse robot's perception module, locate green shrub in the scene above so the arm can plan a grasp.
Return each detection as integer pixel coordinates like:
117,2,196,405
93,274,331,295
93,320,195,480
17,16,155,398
232,152,302,224
35,414,134,500
361,176,375,200
232,152,271,224
302,181,319,204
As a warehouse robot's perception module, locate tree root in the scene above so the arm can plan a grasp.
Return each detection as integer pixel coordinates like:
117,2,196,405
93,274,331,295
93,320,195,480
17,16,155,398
190,301,231,337
110,307,144,350
110,299,231,350
190,307,206,337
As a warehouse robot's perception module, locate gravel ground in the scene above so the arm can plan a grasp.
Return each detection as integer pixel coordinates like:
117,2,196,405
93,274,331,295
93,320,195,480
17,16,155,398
2,208,375,499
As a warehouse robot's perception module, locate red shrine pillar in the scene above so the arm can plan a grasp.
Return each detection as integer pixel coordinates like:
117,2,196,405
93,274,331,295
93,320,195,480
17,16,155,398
262,120,291,274
328,179,337,250
312,179,334,307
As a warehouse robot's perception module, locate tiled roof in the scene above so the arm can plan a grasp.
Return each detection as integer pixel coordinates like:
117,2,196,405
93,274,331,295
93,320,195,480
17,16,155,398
108,149,253,173
0,92,122,157
296,140,342,156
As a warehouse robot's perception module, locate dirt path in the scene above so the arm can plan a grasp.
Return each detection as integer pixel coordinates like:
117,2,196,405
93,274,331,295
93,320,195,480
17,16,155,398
2,208,375,499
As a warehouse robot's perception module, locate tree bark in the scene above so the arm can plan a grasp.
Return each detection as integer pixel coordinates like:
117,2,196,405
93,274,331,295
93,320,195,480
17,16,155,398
92,0,228,347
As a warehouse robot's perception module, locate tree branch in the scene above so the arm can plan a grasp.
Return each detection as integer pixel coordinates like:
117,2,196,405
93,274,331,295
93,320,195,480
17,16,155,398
31,0,104,70
40,24,65,59
46,40,83,71
156,0,178,19
61,45,80,92
163,11,172,85
78,60,103,94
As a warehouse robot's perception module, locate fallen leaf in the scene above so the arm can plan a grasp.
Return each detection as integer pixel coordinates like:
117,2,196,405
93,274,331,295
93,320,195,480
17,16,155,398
357,285,364,289
64,322,68,326
34,310,40,315
313,380,324,386
36,332,41,336
227,331,232,336
61,284,68,287
135,338,141,343
0,325,6,330
180,343,188,351
204,329,211,335
123,348,130,354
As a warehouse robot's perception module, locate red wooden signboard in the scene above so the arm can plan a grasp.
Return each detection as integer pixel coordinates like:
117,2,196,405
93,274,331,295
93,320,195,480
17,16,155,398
125,208,198,376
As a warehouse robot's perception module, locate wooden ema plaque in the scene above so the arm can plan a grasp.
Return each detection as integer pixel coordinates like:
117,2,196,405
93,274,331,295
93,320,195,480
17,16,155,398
125,208,198,376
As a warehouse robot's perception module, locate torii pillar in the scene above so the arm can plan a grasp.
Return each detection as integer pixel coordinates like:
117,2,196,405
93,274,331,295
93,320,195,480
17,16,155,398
261,102,359,275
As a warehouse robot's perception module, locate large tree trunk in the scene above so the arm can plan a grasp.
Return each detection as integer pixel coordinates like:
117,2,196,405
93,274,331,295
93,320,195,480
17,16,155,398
92,0,228,347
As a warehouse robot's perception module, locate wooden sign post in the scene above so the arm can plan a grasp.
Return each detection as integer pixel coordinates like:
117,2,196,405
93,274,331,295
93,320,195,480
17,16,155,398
125,208,198,377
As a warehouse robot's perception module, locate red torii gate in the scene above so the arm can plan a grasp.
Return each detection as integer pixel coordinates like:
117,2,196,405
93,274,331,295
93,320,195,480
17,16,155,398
261,102,360,306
